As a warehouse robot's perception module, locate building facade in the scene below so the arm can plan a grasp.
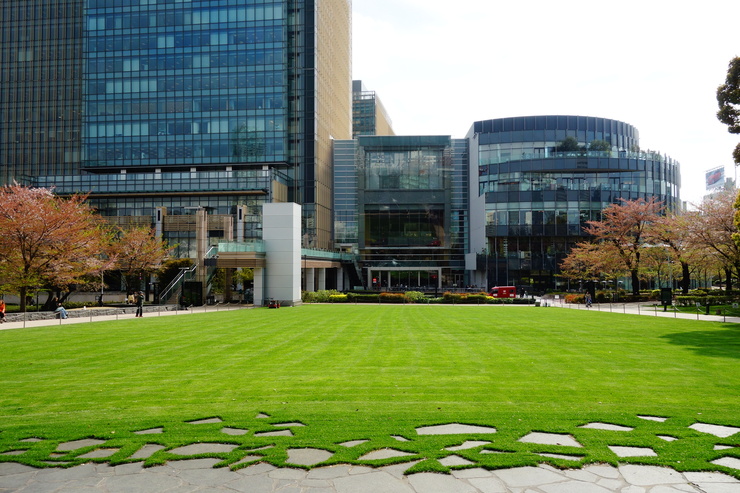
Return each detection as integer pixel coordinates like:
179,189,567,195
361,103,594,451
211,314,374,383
334,136,468,290
0,4,684,298
2,0,351,255
0,0,85,181
351,80,394,138
466,116,681,292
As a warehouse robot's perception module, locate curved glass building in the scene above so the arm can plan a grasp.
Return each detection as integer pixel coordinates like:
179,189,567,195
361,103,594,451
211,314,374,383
467,115,681,292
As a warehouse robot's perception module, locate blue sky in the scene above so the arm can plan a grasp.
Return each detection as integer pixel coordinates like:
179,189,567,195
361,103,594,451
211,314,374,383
351,0,740,206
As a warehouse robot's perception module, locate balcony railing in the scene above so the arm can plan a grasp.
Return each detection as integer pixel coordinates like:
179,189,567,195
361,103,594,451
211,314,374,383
481,149,677,167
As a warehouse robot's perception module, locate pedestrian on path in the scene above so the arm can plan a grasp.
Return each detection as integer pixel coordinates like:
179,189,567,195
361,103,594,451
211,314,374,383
585,293,593,308
0,299,6,323
135,291,144,317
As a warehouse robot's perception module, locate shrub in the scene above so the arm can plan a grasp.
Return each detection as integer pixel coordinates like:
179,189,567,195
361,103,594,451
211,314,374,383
379,292,407,303
689,289,708,296
441,292,492,304
346,293,380,303
328,294,348,303
301,290,341,303
564,294,584,304
466,294,489,304
404,291,427,303
442,292,463,304
620,294,651,303
595,290,611,303
675,295,736,307
511,298,535,304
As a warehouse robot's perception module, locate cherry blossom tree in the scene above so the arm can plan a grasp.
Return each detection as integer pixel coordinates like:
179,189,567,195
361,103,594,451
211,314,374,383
0,184,110,311
688,188,740,290
580,197,664,295
107,226,172,295
646,211,701,294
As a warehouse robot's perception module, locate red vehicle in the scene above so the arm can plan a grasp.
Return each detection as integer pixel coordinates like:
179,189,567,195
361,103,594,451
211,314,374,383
490,286,517,298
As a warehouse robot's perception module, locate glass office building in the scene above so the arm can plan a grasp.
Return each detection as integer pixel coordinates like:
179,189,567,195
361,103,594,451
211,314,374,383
82,1,288,169
0,0,85,182
2,0,351,253
334,136,469,289
467,115,681,292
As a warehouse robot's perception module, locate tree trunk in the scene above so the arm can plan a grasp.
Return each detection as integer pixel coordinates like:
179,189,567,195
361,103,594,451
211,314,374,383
680,261,690,295
725,268,732,292
19,286,27,312
43,291,62,311
631,269,640,296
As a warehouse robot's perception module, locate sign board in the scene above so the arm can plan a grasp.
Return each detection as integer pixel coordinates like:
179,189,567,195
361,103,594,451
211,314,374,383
706,167,725,190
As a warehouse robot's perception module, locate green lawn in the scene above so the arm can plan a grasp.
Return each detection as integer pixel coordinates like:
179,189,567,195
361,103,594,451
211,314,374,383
1,305,738,476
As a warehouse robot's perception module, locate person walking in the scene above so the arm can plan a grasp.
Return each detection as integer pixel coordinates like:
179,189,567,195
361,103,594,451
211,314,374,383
135,291,144,317
0,299,6,323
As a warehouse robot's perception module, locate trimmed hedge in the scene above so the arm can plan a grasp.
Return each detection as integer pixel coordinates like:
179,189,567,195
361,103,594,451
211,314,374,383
302,290,341,303
305,291,535,305
379,292,407,303
675,295,736,307
442,292,491,304
346,293,380,303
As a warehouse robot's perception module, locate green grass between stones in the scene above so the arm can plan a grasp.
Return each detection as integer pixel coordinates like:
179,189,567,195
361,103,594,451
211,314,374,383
0,305,738,476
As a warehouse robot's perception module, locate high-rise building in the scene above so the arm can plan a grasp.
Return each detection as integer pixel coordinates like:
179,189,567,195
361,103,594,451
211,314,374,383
0,0,85,181
1,0,351,252
351,80,394,138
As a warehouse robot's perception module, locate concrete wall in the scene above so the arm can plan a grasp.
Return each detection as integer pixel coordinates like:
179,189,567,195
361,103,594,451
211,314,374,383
262,202,302,306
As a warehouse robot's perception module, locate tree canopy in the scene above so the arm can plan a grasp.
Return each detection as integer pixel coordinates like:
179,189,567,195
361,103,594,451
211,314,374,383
561,189,740,295
556,136,581,152
588,140,611,152
561,198,664,295
717,56,740,165
0,184,110,311
108,226,172,293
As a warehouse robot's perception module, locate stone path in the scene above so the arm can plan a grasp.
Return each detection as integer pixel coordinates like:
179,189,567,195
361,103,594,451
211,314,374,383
2,419,739,492
2,459,740,492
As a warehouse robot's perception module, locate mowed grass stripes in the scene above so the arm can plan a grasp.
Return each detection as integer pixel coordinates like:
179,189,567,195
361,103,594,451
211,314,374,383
0,305,738,473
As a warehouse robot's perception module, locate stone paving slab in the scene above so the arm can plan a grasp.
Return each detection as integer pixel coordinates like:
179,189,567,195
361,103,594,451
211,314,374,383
2,460,740,492
579,422,634,431
518,432,582,448
608,445,658,457
690,423,740,438
416,424,497,436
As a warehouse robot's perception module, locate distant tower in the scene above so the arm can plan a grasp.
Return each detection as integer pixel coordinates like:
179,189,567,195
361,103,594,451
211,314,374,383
352,80,394,138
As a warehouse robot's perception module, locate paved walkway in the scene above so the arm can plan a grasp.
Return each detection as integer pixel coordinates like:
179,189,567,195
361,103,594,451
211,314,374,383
2,459,740,493
0,303,248,331
545,299,740,324
2,302,738,492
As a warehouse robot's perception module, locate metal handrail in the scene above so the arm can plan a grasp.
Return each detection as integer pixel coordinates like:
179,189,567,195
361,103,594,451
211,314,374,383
159,265,196,304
